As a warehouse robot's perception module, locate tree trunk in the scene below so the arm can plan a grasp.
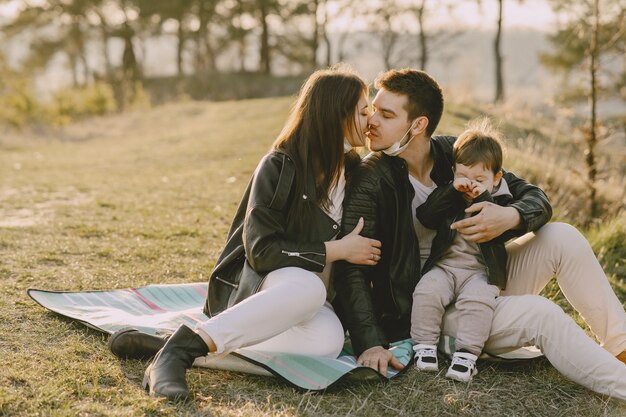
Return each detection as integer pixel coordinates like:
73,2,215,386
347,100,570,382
72,19,89,86
79,49,89,86
311,0,319,69
494,0,504,102
69,53,79,88
382,31,395,70
177,17,185,77
259,0,271,74
204,25,217,72
120,1,140,82
122,33,139,81
337,32,349,62
321,0,331,66
194,0,217,74
586,0,600,223
232,0,246,72
95,10,113,81
416,1,427,70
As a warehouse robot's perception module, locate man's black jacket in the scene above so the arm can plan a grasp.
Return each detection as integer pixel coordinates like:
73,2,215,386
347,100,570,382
332,135,552,355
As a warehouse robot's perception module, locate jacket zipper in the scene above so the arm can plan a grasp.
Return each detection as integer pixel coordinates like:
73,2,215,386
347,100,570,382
281,250,325,267
214,276,239,289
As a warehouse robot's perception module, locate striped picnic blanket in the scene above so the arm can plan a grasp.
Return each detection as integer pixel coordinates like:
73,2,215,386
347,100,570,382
27,283,413,391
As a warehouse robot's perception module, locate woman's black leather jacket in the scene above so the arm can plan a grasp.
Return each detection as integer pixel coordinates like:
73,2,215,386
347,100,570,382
204,150,358,317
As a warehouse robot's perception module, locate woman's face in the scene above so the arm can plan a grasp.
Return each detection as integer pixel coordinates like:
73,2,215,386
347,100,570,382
345,92,370,147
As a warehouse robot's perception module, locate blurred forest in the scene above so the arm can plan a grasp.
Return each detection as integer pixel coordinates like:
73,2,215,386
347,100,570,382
0,1,623,113
0,0,624,225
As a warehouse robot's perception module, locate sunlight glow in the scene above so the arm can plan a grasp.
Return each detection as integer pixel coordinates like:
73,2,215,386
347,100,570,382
327,0,558,33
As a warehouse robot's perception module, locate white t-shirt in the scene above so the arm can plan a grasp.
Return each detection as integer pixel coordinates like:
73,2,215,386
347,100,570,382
408,174,438,266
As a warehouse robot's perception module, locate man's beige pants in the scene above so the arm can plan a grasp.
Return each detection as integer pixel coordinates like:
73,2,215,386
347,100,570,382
442,223,626,400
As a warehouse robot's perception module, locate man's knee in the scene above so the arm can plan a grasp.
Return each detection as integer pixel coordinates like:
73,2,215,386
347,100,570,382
535,222,590,256
456,293,497,311
508,295,569,331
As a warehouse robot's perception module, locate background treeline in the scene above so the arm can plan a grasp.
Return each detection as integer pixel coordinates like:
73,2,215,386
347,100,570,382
0,1,624,121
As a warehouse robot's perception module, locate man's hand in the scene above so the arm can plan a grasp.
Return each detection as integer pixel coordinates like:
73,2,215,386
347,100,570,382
357,346,405,377
450,202,521,243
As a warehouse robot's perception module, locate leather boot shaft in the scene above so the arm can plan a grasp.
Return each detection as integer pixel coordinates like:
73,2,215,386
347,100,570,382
143,324,209,401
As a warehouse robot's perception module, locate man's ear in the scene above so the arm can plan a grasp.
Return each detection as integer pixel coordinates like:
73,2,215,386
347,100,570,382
412,116,429,136
494,170,503,186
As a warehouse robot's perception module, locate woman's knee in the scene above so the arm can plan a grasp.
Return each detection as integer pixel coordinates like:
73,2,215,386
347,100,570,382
317,310,346,358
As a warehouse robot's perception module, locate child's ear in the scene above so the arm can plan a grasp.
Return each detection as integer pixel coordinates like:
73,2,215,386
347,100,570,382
494,170,503,186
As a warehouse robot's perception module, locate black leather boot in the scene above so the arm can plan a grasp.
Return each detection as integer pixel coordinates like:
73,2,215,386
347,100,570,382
142,324,209,402
108,328,167,360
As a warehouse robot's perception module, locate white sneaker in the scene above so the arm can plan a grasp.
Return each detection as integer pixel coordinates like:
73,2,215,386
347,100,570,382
445,351,478,382
413,344,439,371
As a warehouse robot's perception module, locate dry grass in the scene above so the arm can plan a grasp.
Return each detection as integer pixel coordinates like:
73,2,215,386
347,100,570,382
0,97,625,416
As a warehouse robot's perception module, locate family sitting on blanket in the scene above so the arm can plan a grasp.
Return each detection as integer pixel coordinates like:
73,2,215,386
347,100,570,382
108,66,626,402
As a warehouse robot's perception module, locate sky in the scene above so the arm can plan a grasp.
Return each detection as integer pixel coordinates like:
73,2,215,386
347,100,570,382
430,0,557,31
0,0,559,32
327,0,558,32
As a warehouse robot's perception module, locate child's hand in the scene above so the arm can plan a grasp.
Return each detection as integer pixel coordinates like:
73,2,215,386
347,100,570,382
471,181,487,197
453,178,473,193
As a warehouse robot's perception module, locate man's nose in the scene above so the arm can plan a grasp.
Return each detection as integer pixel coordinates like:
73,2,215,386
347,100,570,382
368,112,379,127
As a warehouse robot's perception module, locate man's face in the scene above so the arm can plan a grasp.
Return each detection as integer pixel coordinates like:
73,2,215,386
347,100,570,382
367,88,413,152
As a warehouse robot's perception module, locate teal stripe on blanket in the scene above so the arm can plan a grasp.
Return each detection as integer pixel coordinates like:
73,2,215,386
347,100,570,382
27,283,414,391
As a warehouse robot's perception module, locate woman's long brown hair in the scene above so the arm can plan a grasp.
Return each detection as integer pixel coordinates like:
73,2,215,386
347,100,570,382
273,66,367,225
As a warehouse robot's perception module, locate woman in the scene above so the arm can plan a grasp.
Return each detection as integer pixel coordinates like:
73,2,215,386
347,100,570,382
112,66,381,401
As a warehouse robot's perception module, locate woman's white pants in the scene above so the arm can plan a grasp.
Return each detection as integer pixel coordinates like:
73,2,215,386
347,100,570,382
196,267,344,358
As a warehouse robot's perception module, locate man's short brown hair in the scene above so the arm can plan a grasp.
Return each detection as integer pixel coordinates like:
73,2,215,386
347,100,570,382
375,69,444,136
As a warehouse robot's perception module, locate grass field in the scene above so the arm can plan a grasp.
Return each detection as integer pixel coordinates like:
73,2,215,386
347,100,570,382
0,97,624,416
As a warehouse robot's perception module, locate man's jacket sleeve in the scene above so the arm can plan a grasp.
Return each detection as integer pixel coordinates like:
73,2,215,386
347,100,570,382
333,165,389,355
497,170,552,242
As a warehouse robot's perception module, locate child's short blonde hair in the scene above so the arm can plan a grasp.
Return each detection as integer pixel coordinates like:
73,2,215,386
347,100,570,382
453,117,506,174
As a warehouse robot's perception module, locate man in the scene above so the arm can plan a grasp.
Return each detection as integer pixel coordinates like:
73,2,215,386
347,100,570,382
333,68,626,399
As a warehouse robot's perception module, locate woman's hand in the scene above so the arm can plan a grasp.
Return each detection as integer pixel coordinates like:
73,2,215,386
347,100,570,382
325,217,382,264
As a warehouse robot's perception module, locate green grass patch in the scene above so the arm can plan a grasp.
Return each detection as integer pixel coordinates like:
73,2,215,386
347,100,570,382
0,97,624,415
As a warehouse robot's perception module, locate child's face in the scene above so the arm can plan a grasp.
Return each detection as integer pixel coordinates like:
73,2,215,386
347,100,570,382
454,162,501,193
